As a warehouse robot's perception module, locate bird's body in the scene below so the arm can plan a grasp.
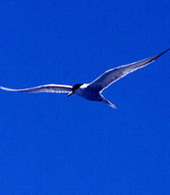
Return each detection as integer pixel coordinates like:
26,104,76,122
74,84,102,101
1,49,169,108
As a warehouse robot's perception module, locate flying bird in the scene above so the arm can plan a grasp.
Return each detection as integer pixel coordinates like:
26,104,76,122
1,49,169,108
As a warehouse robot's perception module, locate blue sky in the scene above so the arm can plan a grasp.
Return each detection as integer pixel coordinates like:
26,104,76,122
0,0,170,194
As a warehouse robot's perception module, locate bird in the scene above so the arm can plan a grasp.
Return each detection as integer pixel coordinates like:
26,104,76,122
1,49,169,109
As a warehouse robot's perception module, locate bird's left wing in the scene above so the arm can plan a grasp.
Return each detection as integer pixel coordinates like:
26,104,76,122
0,84,73,93
89,49,170,92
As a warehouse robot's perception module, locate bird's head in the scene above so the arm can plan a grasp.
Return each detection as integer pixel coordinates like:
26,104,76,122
67,83,83,97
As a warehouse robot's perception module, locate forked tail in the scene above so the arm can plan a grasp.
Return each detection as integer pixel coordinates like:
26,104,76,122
101,96,117,109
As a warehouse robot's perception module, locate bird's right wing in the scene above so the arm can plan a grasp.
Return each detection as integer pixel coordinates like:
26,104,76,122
89,49,170,92
0,84,73,93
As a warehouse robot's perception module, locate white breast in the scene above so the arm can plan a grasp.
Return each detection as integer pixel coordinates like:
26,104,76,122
75,83,101,101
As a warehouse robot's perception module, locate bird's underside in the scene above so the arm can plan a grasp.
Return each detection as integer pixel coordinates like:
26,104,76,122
1,49,169,108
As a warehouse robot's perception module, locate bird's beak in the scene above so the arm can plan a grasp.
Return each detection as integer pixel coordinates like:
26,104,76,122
67,91,74,97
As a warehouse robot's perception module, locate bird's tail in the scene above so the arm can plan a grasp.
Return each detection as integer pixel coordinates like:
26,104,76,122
101,96,117,109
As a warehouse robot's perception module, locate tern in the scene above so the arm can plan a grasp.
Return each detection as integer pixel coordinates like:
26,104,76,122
1,49,169,108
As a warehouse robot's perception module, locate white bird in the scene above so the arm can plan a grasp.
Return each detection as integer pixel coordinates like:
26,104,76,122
1,49,169,108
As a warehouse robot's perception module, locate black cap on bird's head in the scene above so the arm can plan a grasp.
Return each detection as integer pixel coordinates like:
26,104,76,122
67,83,83,97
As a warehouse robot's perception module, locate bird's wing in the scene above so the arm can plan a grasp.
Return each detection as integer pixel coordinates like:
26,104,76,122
0,84,72,93
89,49,170,92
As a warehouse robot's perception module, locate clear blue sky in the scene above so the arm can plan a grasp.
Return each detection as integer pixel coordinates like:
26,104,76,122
0,0,170,194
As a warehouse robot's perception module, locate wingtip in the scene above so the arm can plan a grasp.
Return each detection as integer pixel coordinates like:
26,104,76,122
0,86,7,91
157,48,170,58
0,86,17,92
148,48,170,63
162,48,170,54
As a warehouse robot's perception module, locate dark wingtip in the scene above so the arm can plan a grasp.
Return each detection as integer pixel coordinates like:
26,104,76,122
147,48,170,64
155,48,170,58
